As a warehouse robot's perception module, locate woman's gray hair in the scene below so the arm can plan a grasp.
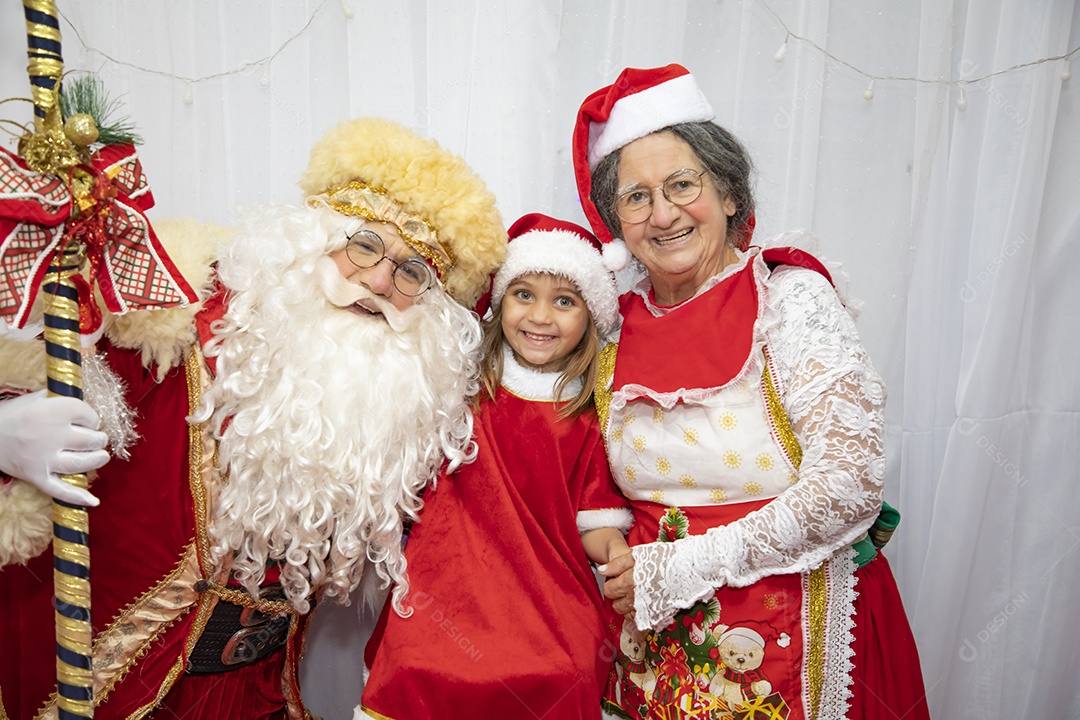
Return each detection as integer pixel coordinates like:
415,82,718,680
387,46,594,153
589,122,756,249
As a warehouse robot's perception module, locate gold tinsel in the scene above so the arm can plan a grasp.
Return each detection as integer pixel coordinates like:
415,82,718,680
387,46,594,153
17,97,81,176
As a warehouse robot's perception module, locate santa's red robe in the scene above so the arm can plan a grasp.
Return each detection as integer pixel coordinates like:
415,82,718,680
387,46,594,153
0,220,311,720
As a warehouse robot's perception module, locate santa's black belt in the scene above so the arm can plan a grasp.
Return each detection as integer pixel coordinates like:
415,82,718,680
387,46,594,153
186,583,294,675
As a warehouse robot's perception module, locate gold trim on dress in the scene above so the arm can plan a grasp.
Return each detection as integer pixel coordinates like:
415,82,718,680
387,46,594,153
129,590,218,720
96,546,201,713
185,350,216,574
761,349,803,469
594,342,618,436
281,613,313,720
805,565,828,719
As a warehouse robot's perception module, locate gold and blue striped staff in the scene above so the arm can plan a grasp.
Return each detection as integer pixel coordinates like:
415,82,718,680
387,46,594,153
24,0,96,716
24,0,63,121
43,245,94,720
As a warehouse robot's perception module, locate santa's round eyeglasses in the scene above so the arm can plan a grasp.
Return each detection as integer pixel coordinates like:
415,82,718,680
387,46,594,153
345,229,434,297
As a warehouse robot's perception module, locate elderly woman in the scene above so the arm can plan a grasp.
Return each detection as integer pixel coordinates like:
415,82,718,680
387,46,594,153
574,65,931,720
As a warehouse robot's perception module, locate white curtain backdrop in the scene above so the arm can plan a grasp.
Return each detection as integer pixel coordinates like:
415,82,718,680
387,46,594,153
2,2,1077,718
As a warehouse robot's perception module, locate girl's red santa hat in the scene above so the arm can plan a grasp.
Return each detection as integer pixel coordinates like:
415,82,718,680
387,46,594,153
572,64,715,271
491,213,619,337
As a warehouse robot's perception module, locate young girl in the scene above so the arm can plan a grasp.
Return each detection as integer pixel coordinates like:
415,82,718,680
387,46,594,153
360,213,633,720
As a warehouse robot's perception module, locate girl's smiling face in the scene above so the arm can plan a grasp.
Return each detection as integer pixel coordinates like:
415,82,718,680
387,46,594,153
500,272,589,373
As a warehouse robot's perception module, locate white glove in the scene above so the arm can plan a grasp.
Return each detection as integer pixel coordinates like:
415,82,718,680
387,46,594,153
0,391,108,506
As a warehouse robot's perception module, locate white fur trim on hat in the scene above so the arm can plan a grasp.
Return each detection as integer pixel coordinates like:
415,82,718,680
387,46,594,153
492,229,619,337
717,627,766,648
587,73,714,169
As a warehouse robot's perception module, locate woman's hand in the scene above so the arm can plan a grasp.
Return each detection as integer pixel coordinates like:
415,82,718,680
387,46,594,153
598,551,636,616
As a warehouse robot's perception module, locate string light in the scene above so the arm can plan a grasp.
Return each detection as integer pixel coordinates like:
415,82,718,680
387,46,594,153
55,0,334,91
760,0,1079,101
774,35,788,63
43,2,1080,108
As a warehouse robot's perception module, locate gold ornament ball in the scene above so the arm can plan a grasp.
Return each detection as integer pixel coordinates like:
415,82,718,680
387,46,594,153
64,113,100,147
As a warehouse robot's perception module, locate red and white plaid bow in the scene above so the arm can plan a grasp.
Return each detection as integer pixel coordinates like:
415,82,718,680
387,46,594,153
0,143,197,330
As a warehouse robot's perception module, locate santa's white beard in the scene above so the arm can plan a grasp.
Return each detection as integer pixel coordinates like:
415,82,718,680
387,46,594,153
193,206,480,615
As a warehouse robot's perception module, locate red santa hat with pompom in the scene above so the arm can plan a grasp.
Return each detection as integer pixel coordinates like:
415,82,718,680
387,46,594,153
490,213,619,337
572,63,715,271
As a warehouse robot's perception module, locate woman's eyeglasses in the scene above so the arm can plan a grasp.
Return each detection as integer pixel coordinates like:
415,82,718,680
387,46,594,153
614,168,710,224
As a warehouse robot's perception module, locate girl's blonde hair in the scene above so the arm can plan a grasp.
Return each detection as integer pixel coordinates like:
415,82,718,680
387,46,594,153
477,276,600,420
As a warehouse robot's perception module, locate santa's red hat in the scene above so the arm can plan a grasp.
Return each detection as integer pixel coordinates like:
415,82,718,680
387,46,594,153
572,64,714,270
492,213,619,337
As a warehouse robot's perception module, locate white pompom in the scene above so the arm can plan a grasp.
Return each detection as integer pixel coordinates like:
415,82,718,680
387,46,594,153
778,632,791,648
602,239,632,272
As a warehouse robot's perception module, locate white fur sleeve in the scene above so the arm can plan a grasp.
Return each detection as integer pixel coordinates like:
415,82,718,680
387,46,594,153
0,337,52,566
631,268,885,630
577,507,634,533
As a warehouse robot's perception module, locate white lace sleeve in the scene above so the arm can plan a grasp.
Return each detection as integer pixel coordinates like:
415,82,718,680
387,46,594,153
631,267,886,630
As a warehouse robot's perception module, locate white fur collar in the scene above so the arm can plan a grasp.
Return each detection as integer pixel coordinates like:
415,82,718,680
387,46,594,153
500,343,583,401
104,217,232,378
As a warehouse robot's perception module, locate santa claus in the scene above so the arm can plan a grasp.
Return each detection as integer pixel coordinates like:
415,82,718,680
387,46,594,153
0,117,505,719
